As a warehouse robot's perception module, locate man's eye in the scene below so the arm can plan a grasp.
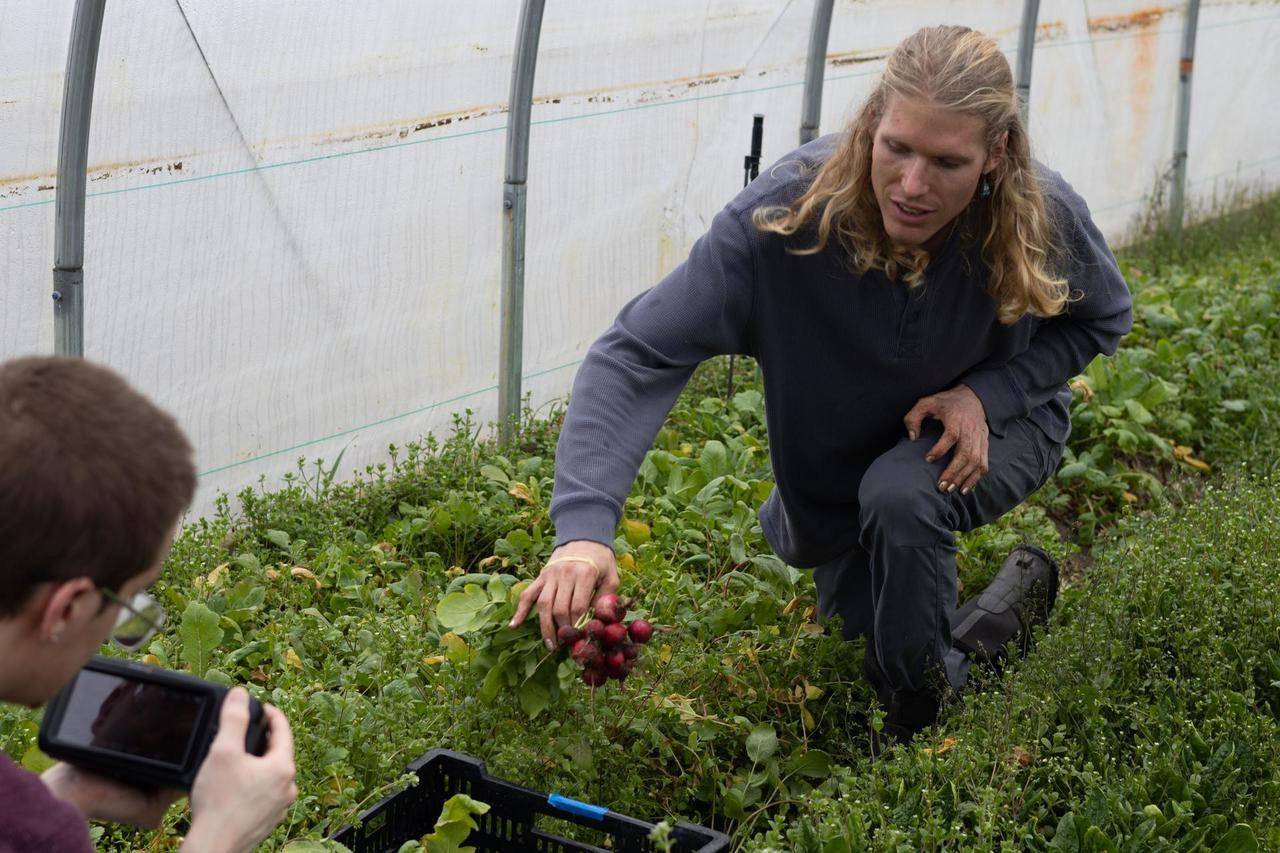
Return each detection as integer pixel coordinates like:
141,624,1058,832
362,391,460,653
936,159,961,169
887,141,908,154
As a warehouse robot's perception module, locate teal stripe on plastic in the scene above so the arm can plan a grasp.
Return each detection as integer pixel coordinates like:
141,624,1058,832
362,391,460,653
4,12,1275,216
548,793,607,822
196,357,583,477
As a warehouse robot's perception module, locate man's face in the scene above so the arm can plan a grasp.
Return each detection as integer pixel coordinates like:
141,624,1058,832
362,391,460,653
870,94,1001,250
4,519,175,709
22,562,165,707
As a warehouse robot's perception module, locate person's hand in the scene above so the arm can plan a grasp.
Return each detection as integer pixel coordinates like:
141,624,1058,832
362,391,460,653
182,688,297,853
510,540,619,650
903,384,989,495
42,762,182,828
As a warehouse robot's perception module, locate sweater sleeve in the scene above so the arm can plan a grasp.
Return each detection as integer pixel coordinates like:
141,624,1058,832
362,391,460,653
960,173,1133,437
550,205,756,548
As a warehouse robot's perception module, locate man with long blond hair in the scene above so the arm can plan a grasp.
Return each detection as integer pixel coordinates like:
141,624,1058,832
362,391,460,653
513,25,1132,742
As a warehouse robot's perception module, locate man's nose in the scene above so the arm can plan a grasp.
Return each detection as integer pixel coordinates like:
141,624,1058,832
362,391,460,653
900,157,929,197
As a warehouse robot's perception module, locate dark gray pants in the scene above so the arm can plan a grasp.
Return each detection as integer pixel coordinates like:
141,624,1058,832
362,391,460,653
814,417,1063,695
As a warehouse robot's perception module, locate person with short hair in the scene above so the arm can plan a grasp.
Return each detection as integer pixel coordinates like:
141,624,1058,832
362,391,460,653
0,356,298,851
512,26,1133,741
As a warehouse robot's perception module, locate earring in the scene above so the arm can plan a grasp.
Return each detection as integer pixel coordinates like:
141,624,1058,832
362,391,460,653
980,175,993,199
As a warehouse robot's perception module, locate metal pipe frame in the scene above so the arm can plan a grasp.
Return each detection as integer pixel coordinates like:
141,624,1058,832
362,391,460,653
1014,0,1040,128
53,0,107,357
499,0,546,444
1169,0,1201,235
799,0,835,145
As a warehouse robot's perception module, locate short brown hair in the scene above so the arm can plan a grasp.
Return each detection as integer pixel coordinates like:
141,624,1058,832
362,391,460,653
0,357,196,615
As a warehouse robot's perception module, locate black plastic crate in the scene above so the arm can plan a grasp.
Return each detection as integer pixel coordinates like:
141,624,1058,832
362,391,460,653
331,749,729,853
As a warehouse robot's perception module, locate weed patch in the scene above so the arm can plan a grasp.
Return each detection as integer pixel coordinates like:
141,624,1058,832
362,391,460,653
1,196,1277,849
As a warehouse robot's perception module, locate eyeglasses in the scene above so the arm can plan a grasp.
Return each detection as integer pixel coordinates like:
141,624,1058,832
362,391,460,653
99,588,166,651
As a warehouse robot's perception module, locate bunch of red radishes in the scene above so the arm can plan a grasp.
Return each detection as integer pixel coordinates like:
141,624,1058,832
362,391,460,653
556,593,653,687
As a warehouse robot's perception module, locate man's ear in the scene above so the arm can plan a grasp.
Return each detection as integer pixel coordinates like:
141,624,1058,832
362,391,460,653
36,577,99,643
984,130,1010,176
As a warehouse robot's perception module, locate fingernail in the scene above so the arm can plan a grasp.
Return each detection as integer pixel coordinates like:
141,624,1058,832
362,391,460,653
909,431,918,441
925,455,935,463
961,486,970,495
938,481,948,491
545,639,555,651
947,483,957,493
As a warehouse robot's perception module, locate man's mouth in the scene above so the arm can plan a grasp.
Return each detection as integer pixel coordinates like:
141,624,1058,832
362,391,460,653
892,200,932,218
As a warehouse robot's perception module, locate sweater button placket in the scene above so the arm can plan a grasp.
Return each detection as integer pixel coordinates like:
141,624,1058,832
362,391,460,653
896,291,927,361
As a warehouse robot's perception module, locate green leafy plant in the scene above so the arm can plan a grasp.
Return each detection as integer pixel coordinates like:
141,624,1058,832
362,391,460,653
2,195,1278,851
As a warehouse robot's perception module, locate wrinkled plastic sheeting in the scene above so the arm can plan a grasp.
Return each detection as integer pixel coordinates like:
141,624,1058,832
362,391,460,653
0,0,1276,515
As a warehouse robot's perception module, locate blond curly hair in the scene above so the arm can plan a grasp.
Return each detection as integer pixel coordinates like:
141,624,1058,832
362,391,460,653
754,25,1069,325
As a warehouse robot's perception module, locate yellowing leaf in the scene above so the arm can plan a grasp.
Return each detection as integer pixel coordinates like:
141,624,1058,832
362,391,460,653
804,681,824,701
781,596,803,616
658,643,673,664
142,654,161,667
285,648,303,669
802,707,816,730
622,518,651,547
290,566,321,587
618,553,637,572
1069,377,1095,402
507,482,534,503
422,655,447,666
921,737,957,755
477,555,500,570
1122,491,1139,504
1184,456,1211,473
206,563,230,586
510,580,531,601
678,443,694,457
440,632,468,654
800,622,825,637
1011,746,1033,766
265,568,281,581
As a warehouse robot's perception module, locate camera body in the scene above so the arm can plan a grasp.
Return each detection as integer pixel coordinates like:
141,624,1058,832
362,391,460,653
38,655,268,790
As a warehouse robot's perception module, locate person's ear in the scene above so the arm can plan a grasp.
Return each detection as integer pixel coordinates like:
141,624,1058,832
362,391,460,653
984,130,1009,177
37,577,100,644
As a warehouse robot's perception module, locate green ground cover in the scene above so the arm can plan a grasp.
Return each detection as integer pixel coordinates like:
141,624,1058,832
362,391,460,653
2,196,1277,850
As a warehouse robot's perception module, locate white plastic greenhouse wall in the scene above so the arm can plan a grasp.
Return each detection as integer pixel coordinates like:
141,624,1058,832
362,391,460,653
2,1,1278,515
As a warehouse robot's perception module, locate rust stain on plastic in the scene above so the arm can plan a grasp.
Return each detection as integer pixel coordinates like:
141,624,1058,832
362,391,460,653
1086,8,1170,148
1088,6,1175,34
1037,20,1068,40
267,63,766,152
829,49,889,67
2,158,186,191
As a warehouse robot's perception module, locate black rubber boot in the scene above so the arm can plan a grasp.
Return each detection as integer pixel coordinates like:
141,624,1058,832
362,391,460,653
951,543,1059,670
863,647,949,751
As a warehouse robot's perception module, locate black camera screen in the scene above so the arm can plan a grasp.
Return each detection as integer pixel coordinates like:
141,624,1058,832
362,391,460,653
54,670,204,767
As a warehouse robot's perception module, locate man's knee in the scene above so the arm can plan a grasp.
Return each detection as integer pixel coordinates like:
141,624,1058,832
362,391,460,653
857,455,948,542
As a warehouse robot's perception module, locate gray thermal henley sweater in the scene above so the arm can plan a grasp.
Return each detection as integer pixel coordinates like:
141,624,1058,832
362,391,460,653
549,135,1133,568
